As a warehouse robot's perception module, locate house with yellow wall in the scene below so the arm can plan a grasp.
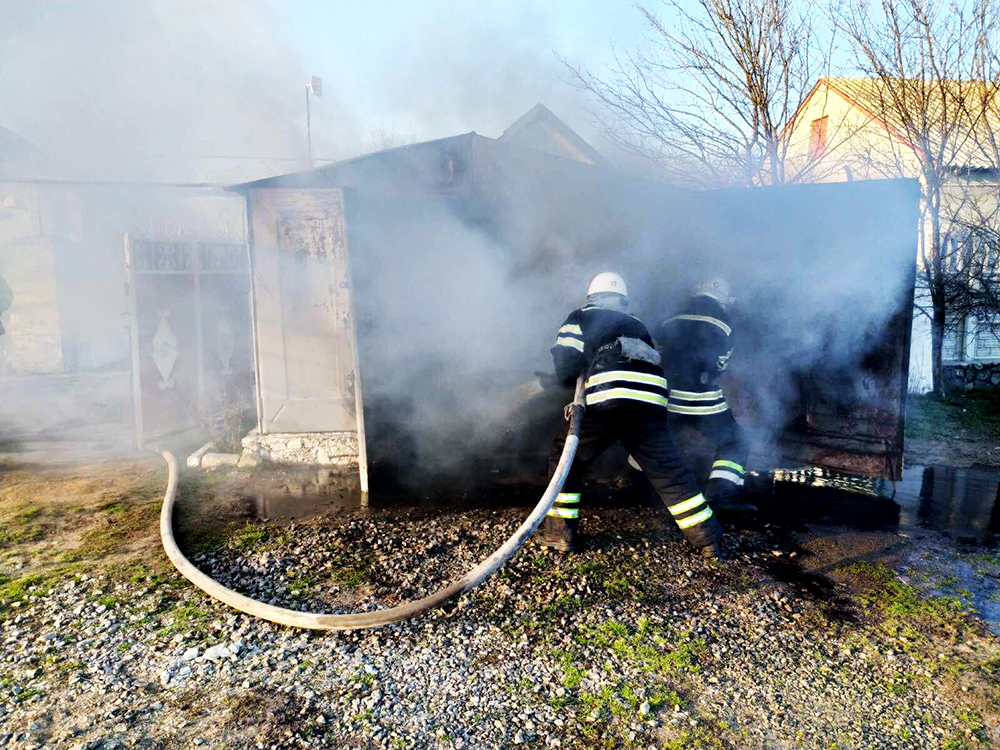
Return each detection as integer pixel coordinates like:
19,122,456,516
785,77,1000,393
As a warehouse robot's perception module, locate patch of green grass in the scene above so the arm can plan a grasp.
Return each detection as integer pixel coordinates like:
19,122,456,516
982,655,1000,676
602,573,635,599
0,525,44,547
231,523,269,551
285,568,318,598
104,560,175,587
322,540,373,589
530,554,554,570
839,561,970,636
333,564,370,589
574,555,648,601
0,569,64,604
352,669,375,687
967,551,1000,568
61,502,160,561
577,559,606,576
12,687,42,704
0,504,49,549
906,391,1000,440
100,500,132,515
554,650,585,689
579,681,698,748
649,686,684,709
549,693,572,709
954,709,987,741
181,526,232,555
14,506,42,522
157,600,211,637
887,680,909,696
575,620,706,675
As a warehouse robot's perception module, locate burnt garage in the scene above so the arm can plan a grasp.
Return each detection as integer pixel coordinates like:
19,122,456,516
230,131,919,492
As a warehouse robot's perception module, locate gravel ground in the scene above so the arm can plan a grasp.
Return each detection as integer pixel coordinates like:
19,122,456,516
2,482,1000,750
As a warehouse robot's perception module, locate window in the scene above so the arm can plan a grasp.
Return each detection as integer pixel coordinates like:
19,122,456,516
975,318,1000,359
975,332,1000,359
942,330,960,360
942,316,965,361
809,116,829,159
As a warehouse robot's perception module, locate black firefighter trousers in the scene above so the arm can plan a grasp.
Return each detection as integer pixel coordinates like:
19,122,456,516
668,409,750,507
547,402,722,550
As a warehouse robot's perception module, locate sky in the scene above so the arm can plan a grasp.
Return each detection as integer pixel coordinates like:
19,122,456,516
0,0,655,182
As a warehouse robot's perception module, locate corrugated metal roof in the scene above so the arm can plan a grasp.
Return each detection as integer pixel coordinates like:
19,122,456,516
824,76,1000,170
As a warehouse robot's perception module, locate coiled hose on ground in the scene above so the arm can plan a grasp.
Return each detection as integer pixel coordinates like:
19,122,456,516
155,375,586,630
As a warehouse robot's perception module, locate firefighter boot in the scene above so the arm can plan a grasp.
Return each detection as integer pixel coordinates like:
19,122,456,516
540,514,578,553
707,478,757,512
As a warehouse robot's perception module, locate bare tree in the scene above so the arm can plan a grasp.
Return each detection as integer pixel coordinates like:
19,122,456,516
936,178,1000,359
362,126,420,156
837,0,1000,394
561,0,837,187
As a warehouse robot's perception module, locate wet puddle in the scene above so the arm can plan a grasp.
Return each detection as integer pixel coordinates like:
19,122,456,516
238,468,364,521
759,464,1000,548
760,464,1000,634
895,464,1000,547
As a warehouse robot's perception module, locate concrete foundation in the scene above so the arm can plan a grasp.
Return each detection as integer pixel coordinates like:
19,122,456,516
241,429,359,467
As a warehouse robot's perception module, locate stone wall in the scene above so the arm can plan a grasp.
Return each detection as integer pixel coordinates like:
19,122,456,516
943,362,1000,391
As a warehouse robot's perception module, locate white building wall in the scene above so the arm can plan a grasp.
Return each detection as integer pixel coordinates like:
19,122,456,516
908,312,933,393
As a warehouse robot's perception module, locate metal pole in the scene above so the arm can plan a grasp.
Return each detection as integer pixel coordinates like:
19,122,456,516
305,85,313,169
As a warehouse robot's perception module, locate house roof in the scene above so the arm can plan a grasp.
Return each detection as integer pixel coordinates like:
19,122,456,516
498,104,609,167
819,76,1000,170
0,126,38,155
0,126,43,175
231,133,479,190
232,106,614,191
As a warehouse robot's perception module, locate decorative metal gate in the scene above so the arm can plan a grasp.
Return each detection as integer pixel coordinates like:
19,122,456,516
125,236,252,447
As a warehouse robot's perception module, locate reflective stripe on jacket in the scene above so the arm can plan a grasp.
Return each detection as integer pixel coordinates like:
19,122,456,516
658,296,733,392
551,305,669,411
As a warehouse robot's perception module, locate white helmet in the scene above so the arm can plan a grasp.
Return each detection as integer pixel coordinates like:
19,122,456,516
693,277,733,307
587,272,628,299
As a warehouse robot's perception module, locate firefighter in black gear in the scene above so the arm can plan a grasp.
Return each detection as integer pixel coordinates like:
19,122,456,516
542,272,723,557
656,277,752,510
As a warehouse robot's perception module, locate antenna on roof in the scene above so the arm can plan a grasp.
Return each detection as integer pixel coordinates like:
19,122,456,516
305,76,323,169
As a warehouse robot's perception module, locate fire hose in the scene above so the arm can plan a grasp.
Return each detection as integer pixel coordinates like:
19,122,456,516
155,375,585,630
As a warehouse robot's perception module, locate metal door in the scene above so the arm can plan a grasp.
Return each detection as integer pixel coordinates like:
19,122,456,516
246,188,362,434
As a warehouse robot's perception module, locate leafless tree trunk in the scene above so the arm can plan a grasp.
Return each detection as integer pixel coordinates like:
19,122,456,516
560,0,833,187
362,126,419,156
837,0,1000,395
